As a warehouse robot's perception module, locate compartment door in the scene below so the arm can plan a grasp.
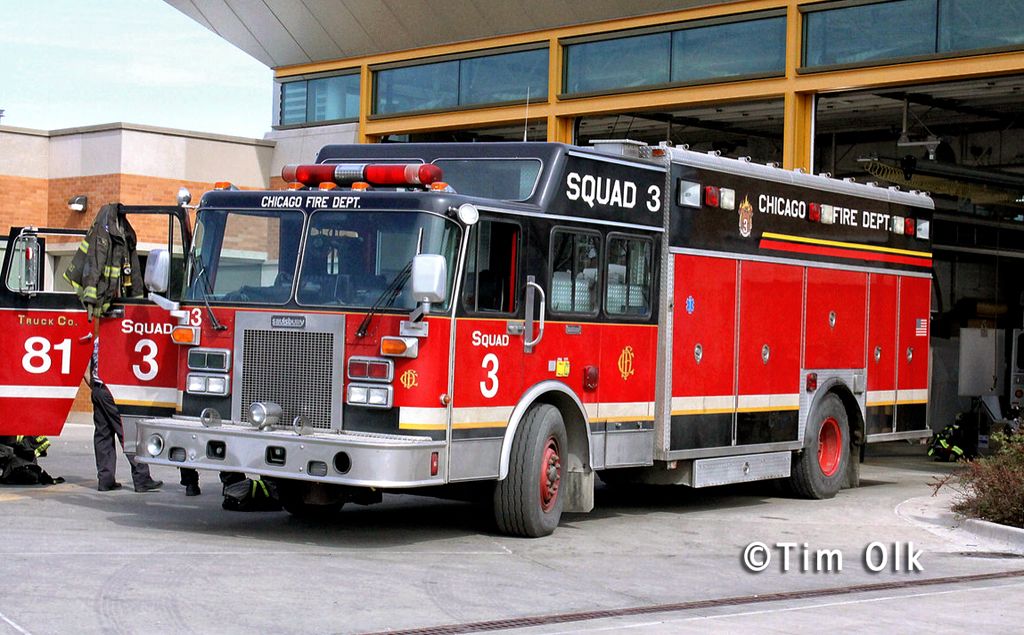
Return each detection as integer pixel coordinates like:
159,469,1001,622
866,273,899,435
896,275,931,432
98,206,191,451
736,261,803,445
0,228,92,436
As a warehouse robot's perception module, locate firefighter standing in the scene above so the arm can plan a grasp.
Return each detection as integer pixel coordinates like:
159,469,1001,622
90,338,163,492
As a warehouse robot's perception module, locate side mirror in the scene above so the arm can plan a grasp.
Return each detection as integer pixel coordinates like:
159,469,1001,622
144,248,171,293
12,235,40,295
410,254,447,314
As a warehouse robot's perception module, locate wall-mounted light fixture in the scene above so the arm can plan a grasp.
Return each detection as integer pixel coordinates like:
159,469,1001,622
67,195,88,213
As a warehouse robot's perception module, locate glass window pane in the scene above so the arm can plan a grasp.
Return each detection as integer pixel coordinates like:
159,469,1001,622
459,48,548,106
939,0,1024,52
565,32,671,94
606,236,651,316
307,74,360,122
375,61,459,115
550,230,600,314
672,17,786,83
433,159,541,200
280,81,307,125
463,220,519,313
190,210,303,305
803,0,938,67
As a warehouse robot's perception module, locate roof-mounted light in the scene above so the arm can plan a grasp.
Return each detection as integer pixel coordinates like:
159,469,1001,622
281,163,443,188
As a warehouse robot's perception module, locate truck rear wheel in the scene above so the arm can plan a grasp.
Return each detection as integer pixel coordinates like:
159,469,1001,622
494,404,566,537
788,393,849,499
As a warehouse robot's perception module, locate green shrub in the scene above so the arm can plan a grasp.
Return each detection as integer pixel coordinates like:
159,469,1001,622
936,432,1024,529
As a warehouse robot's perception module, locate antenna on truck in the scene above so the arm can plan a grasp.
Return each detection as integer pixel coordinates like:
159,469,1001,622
523,87,530,142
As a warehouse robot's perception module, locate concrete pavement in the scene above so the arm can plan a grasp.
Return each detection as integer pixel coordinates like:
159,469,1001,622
0,423,1021,634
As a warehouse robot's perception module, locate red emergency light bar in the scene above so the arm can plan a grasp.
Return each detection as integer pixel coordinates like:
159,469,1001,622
281,163,443,188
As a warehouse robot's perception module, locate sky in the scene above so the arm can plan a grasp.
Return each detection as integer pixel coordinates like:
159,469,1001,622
0,0,272,138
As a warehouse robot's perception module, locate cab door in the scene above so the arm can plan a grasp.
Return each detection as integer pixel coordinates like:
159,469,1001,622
0,227,93,436
97,206,192,451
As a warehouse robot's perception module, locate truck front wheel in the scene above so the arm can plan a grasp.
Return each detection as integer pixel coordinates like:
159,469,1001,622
788,393,849,499
493,404,566,537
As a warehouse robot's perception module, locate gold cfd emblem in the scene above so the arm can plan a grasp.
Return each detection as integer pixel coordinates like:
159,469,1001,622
399,369,418,389
618,346,635,381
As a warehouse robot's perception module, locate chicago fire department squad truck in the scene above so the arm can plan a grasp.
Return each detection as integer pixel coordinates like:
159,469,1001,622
1,139,933,537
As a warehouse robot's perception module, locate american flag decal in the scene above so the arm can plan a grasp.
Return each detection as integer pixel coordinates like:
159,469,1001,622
915,318,928,337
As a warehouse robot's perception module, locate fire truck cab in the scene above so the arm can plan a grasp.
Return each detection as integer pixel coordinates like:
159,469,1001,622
127,140,933,537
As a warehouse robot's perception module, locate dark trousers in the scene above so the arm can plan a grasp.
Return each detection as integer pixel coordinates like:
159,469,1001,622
91,382,152,488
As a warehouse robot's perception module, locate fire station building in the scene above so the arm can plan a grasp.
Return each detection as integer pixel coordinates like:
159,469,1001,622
3,0,1024,427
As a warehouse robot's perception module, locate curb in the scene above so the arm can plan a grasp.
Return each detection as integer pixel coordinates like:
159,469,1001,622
896,491,1024,554
962,517,1024,548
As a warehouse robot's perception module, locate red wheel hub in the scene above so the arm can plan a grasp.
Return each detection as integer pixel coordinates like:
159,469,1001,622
539,437,561,512
817,416,842,477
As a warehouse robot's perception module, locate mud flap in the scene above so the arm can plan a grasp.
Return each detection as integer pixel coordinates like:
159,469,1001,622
562,468,595,513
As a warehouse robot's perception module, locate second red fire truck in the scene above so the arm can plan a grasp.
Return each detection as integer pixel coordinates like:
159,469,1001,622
2,139,934,536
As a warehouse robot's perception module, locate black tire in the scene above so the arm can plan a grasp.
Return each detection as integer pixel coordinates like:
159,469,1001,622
493,404,567,537
788,393,849,499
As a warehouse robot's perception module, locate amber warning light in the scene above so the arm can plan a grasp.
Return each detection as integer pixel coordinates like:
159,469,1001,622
282,163,443,188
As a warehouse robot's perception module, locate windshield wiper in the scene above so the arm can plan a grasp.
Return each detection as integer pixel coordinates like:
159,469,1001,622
190,252,227,331
355,259,413,338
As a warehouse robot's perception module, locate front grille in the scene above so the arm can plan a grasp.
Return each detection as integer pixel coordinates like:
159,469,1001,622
239,329,335,430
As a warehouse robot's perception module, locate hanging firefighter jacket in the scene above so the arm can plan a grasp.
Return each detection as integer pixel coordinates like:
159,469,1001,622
63,203,144,320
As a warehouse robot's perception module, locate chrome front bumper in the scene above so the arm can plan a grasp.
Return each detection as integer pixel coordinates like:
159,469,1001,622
136,417,447,488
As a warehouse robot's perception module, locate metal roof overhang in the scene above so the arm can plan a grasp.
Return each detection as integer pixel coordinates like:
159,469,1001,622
164,0,731,69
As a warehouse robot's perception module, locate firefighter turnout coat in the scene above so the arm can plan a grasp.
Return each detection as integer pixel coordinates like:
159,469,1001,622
63,203,144,319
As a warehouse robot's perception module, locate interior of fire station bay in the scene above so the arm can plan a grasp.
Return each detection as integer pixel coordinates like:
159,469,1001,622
3,0,1024,438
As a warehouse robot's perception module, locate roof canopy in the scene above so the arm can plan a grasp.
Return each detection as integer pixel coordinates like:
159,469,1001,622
166,0,727,68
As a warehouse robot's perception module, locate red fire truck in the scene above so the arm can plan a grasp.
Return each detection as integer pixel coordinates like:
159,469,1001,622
1,140,932,536
1,206,190,440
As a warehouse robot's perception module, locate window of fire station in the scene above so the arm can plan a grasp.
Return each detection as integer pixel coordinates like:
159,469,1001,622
278,72,360,127
373,46,548,116
605,234,652,318
463,220,520,314
187,210,303,305
563,12,786,97
802,0,1024,70
549,229,600,316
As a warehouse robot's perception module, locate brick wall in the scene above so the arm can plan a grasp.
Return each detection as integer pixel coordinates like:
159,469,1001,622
46,174,215,243
0,175,49,228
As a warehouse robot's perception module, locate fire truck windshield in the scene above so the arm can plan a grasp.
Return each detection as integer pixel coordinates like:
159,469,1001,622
185,208,460,309
296,210,460,310
187,209,303,304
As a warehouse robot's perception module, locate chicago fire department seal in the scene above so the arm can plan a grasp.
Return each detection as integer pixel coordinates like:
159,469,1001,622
399,369,418,389
618,346,635,381
738,195,753,238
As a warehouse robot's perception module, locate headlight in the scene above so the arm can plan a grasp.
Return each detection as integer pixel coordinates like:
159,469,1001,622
187,375,208,393
146,434,164,457
187,373,230,396
347,383,392,408
206,376,228,395
368,387,389,406
347,385,368,404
